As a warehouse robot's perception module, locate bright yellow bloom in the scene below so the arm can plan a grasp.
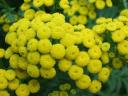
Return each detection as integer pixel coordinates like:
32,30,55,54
40,54,56,69
58,59,72,72
40,68,56,79
87,59,102,73
89,80,102,93
50,44,65,59
28,79,40,93
16,84,30,96
27,64,40,78
68,65,83,80
76,74,91,89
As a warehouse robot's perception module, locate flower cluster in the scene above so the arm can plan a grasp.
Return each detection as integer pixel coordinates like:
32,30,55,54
20,0,113,25
0,10,115,96
0,68,40,96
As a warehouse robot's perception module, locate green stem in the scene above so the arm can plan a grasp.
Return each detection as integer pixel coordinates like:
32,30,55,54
0,0,10,9
123,0,128,8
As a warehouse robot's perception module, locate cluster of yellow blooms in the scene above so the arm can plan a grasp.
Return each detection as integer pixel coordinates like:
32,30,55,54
0,68,40,96
20,0,113,25
48,83,72,96
93,9,128,69
0,9,115,95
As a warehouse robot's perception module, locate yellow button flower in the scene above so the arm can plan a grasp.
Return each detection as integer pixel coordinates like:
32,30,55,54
27,39,38,51
16,84,30,96
88,45,102,59
50,44,65,59
89,80,102,93
24,9,35,20
5,69,16,81
0,90,10,96
75,51,90,67
40,54,56,69
112,30,126,42
101,42,110,52
58,59,72,72
66,45,79,60
38,39,52,54
9,54,19,69
33,0,44,8
98,67,110,82
44,0,54,6
95,0,105,9
112,58,123,69
37,25,51,39
27,64,40,78
87,59,102,73
28,79,40,93
76,74,91,89
0,77,8,90
117,40,128,55
27,52,40,65
40,68,56,79
68,65,83,80
8,78,20,90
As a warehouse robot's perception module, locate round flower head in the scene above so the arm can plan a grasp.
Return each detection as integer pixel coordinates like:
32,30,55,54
38,39,52,54
87,59,102,73
5,69,16,81
76,74,91,90
0,90,10,96
0,77,8,90
5,32,17,45
68,65,83,80
95,0,105,9
44,0,54,6
50,44,66,59
27,52,40,65
89,80,102,93
60,34,76,47
24,9,35,20
101,42,110,52
16,84,30,96
58,59,72,72
27,39,38,51
9,54,19,69
18,57,28,70
88,45,102,59
8,78,20,90
112,58,123,69
75,51,90,67
28,79,40,93
40,54,56,69
117,40,128,55
33,0,44,8
20,3,30,11
37,25,51,39
27,64,40,78
25,28,36,40
98,67,110,82
65,45,79,60
40,68,56,79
